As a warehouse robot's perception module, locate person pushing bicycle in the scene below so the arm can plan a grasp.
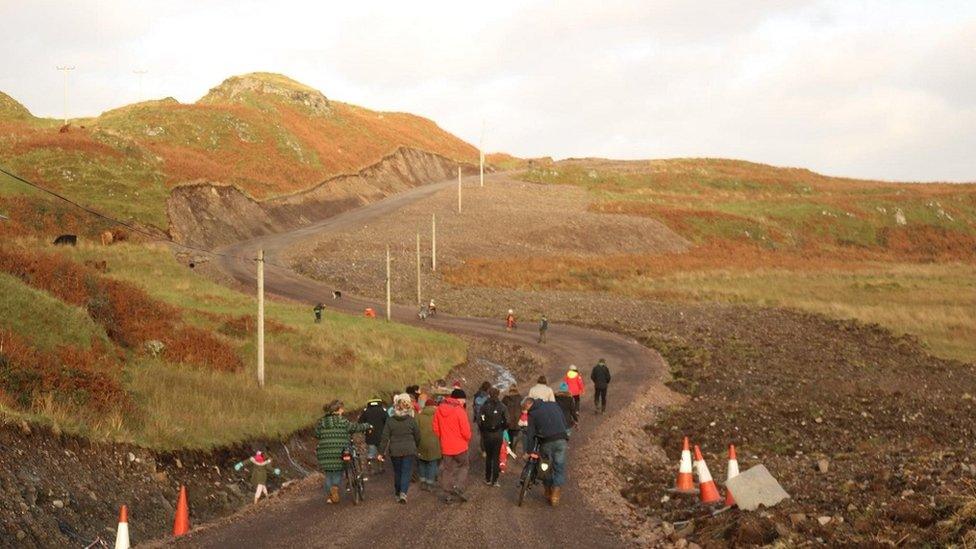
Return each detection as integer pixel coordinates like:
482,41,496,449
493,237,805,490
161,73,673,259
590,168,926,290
521,397,569,506
315,400,372,504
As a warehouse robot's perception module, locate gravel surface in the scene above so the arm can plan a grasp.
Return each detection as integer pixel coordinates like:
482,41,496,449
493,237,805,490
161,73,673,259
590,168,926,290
175,174,680,547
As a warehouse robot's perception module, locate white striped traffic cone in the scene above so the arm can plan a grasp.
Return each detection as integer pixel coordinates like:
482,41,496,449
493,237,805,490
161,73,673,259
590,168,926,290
114,505,129,549
725,444,740,507
694,445,721,504
674,436,696,493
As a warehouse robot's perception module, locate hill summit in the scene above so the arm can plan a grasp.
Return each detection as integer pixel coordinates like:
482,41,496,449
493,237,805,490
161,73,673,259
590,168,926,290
199,72,332,116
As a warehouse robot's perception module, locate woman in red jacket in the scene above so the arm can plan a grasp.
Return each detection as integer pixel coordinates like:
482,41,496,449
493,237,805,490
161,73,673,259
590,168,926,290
432,389,471,503
563,365,585,412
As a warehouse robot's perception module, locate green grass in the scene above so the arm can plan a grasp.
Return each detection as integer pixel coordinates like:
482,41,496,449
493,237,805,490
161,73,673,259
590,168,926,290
1,240,466,449
0,273,110,351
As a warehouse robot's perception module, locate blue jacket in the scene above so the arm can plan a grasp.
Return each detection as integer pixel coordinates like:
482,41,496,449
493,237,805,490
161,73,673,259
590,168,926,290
525,400,568,445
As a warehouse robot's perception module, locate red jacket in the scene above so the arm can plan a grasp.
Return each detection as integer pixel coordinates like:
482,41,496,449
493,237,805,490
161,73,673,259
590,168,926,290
564,370,585,396
432,398,471,456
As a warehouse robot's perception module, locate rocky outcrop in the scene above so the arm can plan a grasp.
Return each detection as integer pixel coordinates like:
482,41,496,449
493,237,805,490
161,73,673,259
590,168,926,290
167,147,478,249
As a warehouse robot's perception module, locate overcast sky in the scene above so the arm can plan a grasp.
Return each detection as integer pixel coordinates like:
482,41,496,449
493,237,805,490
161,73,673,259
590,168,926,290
1,1,973,182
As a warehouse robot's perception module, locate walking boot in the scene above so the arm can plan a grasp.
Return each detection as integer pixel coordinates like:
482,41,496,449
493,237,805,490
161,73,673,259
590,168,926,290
550,487,561,507
329,486,340,504
544,485,552,502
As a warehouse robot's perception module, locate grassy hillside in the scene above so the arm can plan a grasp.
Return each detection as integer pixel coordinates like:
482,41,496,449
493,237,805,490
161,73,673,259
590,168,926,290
0,73,479,231
444,159,976,362
0,239,466,450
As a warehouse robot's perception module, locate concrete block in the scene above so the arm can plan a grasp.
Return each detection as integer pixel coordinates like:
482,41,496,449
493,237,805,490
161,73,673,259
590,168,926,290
725,464,790,511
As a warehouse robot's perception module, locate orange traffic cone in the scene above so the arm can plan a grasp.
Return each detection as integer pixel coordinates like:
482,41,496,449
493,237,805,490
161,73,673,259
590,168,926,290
674,436,696,493
725,444,740,507
173,486,190,537
694,445,721,504
114,505,130,549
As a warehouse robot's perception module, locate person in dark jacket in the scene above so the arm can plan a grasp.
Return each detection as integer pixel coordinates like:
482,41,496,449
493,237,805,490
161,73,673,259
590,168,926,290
315,400,372,504
476,387,508,487
379,393,421,504
358,397,388,476
590,358,612,414
554,382,579,436
501,385,524,454
522,397,569,506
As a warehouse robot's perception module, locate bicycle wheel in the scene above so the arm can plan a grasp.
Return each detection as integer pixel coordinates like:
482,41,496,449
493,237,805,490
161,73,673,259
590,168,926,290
516,463,534,507
351,462,363,505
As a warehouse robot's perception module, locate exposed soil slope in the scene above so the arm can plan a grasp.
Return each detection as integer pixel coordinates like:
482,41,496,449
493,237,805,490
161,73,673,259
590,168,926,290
167,146,479,248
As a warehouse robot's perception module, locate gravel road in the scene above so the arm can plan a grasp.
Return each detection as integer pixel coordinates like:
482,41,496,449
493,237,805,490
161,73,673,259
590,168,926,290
174,174,675,548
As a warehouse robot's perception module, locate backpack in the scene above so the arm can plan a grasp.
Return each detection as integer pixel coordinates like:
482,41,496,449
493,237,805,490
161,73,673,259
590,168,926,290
473,392,489,413
479,401,506,432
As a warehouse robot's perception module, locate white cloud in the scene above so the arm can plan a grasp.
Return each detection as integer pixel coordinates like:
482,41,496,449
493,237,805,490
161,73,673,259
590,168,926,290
0,0,973,181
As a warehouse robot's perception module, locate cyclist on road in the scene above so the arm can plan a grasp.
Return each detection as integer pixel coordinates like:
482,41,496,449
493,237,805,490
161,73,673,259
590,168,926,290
590,358,612,414
315,400,372,504
522,397,569,506
379,393,421,504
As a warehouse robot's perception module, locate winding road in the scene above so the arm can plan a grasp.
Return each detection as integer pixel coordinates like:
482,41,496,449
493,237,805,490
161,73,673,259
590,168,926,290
176,173,673,547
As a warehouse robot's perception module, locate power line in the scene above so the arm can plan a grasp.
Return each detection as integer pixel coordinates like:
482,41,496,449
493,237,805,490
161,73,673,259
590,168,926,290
0,164,293,270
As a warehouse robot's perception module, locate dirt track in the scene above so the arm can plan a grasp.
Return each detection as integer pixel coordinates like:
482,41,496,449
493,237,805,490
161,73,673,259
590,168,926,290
180,174,678,547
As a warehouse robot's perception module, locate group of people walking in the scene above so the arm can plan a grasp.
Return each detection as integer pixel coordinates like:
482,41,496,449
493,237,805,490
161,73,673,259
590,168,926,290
311,359,613,507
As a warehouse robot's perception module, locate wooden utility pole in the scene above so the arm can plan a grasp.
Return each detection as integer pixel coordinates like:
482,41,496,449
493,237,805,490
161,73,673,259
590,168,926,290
457,166,462,213
431,213,437,271
416,233,422,304
257,249,265,387
479,121,485,188
479,150,485,188
386,245,392,321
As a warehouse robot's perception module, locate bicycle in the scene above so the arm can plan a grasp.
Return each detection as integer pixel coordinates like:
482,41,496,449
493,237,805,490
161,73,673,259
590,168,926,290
516,441,550,506
342,446,366,505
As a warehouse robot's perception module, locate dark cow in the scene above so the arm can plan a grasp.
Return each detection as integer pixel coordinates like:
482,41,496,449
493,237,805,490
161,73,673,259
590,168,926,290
53,234,77,246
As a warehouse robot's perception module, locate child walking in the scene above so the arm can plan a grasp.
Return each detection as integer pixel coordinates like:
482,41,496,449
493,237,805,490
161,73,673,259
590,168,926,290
236,451,280,503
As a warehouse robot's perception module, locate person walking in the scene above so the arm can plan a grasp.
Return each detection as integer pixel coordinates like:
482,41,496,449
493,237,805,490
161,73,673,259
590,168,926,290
527,375,555,402
505,309,517,331
563,365,585,412
234,451,279,504
315,400,373,504
554,382,579,437
538,314,549,343
590,358,612,414
522,397,569,506
358,397,388,477
379,394,421,504
472,381,491,421
416,398,442,491
313,303,325,323
433,389,472,503
501,385,524,454
477,387,508,487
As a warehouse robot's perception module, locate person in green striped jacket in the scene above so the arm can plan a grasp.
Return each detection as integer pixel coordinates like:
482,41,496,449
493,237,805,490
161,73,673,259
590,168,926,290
315,400,372,503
